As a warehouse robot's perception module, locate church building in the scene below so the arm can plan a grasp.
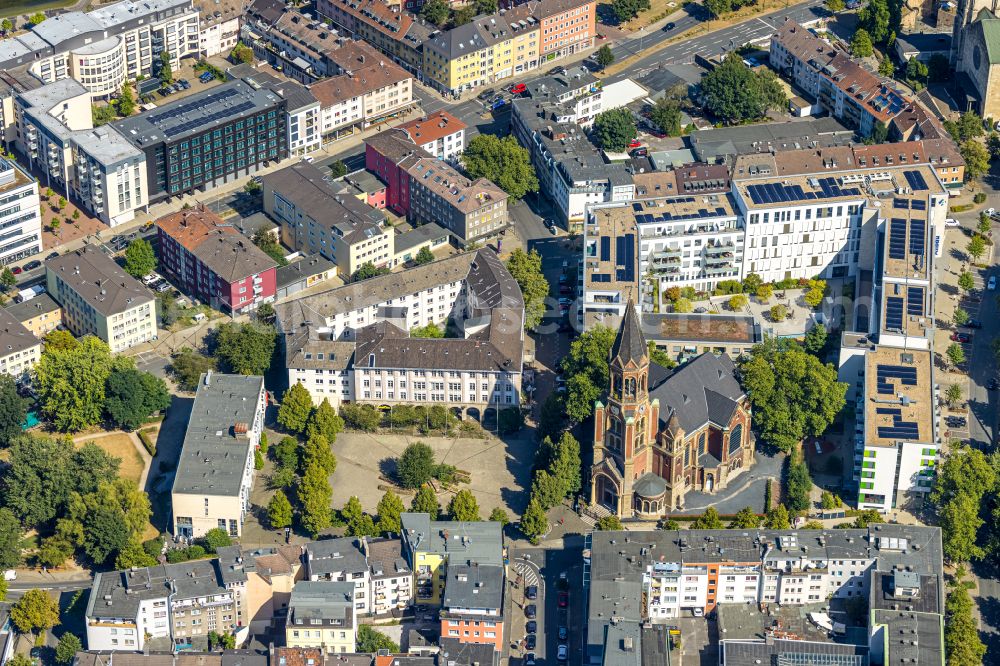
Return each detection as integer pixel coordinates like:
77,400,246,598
589,301,755,519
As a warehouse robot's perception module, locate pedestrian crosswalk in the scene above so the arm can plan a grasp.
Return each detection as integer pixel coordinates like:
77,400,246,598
512,561,539,587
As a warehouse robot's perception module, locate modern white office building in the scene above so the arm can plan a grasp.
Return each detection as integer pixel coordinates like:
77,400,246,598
0,156,41,265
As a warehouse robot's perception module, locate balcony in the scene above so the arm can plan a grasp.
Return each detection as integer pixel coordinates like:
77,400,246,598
704,265,736,276
705,242,736,256
704,254,733,266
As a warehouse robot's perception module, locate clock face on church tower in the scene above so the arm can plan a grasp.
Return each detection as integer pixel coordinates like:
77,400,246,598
638,404,646,414
610,405,619,416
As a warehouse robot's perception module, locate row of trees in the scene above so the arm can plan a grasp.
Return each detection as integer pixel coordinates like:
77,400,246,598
520,433,582,542
35,332,171,433
420,0,496,28
506,248,549,330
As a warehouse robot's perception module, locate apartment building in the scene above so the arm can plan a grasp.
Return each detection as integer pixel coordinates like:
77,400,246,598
317,0,431,75
14,79,149,227
394,111,467,161
45,247,156,352
305,538,371,615
196,0,243,57
366,129,508,242
401,513,503,606
4,293,62,339
262,162,391,277
171,372,267,538
275,249,525,419
285,581,357,654
243,4,343,81
0,0,200,100
440,564,504,653
363,537,414,616
156,208,278,314
535,0,597,59
0,156,41,266
112,81,287,203
0,307,41,381
587,526,943,664
85,556,249,652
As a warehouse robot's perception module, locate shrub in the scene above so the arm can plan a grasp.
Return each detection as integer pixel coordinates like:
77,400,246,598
974,192,987,204
138,428,157,456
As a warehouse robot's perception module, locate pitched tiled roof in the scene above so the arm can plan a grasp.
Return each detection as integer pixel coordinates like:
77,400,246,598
156,208,277,283
395,111,467,148
45,246,154,317
649,352,744,433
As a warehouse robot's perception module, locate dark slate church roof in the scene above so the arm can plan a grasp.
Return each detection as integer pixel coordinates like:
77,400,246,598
650,353,744,433
610,299,647,368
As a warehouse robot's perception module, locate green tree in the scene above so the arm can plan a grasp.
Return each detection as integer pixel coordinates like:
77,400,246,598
878,56,895,77
738,338,847,452
958,111,985,141
305,398,344,443
420,0,450,25
953,307,970,327
278,383,314,434
905,56,928,88
691,507,723,529
35,335,117,432
648,342,676,368
376,490,405,535
803,323,828,355
116,84,135,117
55,632,81,664
414,246,435,265
851,28,874,57
531,470,566,510
461,135,538,200
804,286,825,308
593,108,636,152
410,484,440,519
1,19,13,34
0,376,29,448
826,0,845,10
158,51,172,83
267,491,293,528
961,140,990,181
230,42,254,64
870,120,889,144
123,239,156,278
339,403,383,431
728,293,748,311
330,160,348,178
945,576,987,665
398,442,437,488
505,248,550,330
989,132,1000,160
244,179,262,196
520,497,548,543
596,515,624,530
357,625,400,653
104,367,171,431
0,267,15,291
489,507,509,525
347,513,378,538
946,383,964,407
979,214,993,235
705,0,732,17
0,508,22,570
341,496,363,527
352,261,390,282
301,434,336,477
595,43,615,70
200,528,231,553
928,53,950,82
649,97,682,136
252,228,288,266
728,506,760,528
560,325,617,422
958,271,975,292
858,0,891,43
213,321,277,376
700,53,786,124
786,458,813,513
448,489,481,521
170,348,216,392
10,589,60,633
755,283,774,302
28,12,46,26
947,343,966,367
3,436,77,527
410,323,444,338
550,432,582,497
673,297,693,313
820,491,842,510
298,463,333,536
763,504,791,529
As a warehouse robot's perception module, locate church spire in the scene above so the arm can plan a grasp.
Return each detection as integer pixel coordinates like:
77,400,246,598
610,299,647,369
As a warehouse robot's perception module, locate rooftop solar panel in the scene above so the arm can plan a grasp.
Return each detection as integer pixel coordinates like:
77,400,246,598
911,200,926,210
885,296,904,330
907,287,924,316
909,219,925,256
904,170,928,191
888,219,907,260
600,236,610,261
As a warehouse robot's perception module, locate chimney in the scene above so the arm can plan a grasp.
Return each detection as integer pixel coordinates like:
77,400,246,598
205,370,212,386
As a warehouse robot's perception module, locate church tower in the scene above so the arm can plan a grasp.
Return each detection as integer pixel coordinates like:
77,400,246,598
590,300,657,517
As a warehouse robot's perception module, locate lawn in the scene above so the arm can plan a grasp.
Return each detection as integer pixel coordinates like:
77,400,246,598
75,433,146,486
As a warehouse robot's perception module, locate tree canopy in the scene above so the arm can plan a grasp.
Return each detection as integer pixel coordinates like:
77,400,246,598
593,108,637,153
104,367,171,431
0,376,29,448
35,335,120,432
10,589,59,633
448,489,481,521
505,248,550,330
123,239,157,278
738,337,847,452
278,383,314,434
560,325,617,422
170,348,216,392
851,28,874,57
212,322,277,376
649,97,683,137
461,135,538,200
700,54,786,124
398,442,437,488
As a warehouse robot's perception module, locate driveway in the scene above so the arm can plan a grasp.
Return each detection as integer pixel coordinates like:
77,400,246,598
672,449,784,515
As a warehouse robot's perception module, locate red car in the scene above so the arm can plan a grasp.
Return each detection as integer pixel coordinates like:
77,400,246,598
628,139,642,149
597,33,607,39
951,332,972,343
510,83,527,95
10,266,21,275
558,592,568,608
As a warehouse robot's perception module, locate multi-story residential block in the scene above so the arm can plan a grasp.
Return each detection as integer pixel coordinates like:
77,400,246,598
440,563,504,653
275,254,337,300
0,0,200,100
4,293,62,339
112,81,287,203
224,544,303,633
156,207,278,314
363,537,413,616
262,162,391,277
589,302,754,518
0,156,41,265
14,79,149,227
316,0,432,76
586,525,944,665
243,3,343,81
535,0,597,60
305,538,371,615
228,65,323,157
197,0,243,57
401,513,503,606
45,247,156,352
171,372,267,538
275,249,524,418
0,307,41,381
394,111,466,161
366,129,508,242
285,581,357,654
85,556,250,652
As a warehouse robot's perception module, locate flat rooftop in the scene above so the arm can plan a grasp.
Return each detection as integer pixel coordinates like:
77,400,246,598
717,602,842,644
732,172,869,210
0,158,34,194
584,205,639,296
113,81,282,148
584,311,759,345
864,347,933,447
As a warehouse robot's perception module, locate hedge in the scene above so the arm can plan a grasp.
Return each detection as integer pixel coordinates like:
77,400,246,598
138,428,157,456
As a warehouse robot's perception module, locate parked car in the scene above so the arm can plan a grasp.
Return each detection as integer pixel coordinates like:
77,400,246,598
525,654,536,666
477,88,496,101
526,621,537,634
558,592,568,608
558,626,568,641
963,319,983,329
946,416,968,428
550,225,558,235
663,21,675,30
45,251,59,260
510,82,527,95
951,332,972,343
23,260,41,271
525,585,538,600
155,282,171,293
630,146,649,157
989,275,997,290
945,218,960,227
628,139,642,149
199,72,214,83
557,645,568,662
548,66,567,75
524,604,536,618
10,266,21,275
525,634,536,650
